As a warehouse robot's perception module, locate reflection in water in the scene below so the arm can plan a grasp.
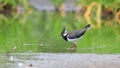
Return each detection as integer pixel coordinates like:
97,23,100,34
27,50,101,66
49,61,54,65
68,48,76,53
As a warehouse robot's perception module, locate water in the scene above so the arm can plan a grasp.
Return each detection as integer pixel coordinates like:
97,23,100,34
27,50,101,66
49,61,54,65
1,53,120,68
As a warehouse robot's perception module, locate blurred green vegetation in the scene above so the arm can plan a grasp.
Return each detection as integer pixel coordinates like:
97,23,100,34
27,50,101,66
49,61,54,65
77,0,118,6
0,0,120,54
50,0,65,7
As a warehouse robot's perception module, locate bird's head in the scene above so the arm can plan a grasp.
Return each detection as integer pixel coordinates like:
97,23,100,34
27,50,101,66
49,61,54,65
61,27,68,37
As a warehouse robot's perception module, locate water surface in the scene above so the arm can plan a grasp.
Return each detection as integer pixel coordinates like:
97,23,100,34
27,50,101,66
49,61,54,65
1,53,120,68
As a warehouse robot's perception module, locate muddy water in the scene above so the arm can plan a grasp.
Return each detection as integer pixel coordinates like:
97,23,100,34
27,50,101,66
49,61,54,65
1,53,120,68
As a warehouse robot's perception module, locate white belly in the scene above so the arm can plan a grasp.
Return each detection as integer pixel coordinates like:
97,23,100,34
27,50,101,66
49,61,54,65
67,36,83,44
67,38,78,42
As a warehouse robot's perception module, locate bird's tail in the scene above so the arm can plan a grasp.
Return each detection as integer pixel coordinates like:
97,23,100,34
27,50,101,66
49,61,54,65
84,24,91,29
82,24,91,31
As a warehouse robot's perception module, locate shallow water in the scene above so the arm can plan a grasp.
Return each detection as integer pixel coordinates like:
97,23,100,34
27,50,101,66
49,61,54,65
1,53,120,68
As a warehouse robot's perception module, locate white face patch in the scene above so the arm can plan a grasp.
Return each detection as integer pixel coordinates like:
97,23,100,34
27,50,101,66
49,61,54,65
65,30,67,33
63,30,67,36
63,33,67,36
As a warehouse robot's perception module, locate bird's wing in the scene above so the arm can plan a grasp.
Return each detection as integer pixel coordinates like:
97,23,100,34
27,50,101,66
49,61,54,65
67,30,86,39
68,24,91,39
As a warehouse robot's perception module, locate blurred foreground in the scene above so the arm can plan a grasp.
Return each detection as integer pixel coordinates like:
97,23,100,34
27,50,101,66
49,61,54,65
1,53,120,68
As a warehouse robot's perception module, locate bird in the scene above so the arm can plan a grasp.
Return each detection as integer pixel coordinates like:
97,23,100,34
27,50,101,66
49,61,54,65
61,24,91,49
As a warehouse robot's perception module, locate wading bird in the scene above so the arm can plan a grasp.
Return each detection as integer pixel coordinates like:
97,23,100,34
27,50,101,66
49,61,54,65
61,24,91,49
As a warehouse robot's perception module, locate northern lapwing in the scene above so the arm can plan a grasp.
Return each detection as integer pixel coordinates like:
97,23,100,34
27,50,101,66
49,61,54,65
61,24,91,49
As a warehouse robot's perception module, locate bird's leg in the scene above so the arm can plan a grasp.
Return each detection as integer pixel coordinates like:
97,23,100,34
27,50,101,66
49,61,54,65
70,43,77,49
